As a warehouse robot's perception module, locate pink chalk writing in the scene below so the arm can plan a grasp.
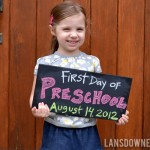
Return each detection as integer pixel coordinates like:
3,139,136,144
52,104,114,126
41,77,56,99
92,91,102,104
101,94,111,104
49,87,127,109
109,97,118,106
51,88,61,99
62,88,71,100
116,97,127,109
84,92,92,103
40,77,127,109
71,89,83,104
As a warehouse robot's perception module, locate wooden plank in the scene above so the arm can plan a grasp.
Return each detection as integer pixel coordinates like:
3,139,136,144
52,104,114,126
9,0,36,149
0,0,9,149
36,0,63,57
116,0,144,149
143,1,150,149
36,0,63,149
91,0,118,149
69,0,91,54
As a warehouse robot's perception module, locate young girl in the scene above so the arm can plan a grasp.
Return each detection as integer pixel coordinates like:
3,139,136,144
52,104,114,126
30,1,129,150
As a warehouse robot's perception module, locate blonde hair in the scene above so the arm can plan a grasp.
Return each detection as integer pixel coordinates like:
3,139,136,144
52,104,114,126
50,1,87,53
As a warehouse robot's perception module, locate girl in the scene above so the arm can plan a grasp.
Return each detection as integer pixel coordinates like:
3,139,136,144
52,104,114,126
30,1,129,150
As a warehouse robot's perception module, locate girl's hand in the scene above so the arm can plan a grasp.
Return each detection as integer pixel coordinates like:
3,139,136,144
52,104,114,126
116,110,129,126
31,102,50,118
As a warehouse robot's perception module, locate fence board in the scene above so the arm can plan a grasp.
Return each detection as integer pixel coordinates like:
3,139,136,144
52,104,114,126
91,0,118,149
0,0,149,149
0,0,9,149
36,0,63,149
36,0,63,57
116,0,144,149
143,1,150,149
9,0,36,149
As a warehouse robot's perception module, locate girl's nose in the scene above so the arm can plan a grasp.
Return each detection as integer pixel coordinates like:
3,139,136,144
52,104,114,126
70,31,78,38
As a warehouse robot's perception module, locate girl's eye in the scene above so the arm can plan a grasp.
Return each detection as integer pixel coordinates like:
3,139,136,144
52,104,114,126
63,28,70,31
77,28,84,31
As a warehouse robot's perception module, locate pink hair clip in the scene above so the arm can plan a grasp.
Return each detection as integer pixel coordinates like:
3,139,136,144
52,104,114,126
49,15,54,25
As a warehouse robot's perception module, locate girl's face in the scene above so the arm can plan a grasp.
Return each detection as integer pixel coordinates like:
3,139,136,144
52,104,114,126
51,13,86,56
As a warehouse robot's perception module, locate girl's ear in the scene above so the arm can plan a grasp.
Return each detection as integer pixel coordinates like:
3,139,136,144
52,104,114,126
49,25,56,36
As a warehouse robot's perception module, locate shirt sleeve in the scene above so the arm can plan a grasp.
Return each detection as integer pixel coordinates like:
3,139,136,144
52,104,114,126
92,56,102,73
34,57,47,75
34,55,53,75
34,58,40,75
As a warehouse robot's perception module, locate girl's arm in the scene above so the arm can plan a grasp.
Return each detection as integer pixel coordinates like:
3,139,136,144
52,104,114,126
29,76,50,118
29,76,37,107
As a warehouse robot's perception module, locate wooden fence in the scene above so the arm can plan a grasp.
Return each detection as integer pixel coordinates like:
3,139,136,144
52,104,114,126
0,0,150,149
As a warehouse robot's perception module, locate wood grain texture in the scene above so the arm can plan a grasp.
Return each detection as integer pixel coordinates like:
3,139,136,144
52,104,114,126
91,1,118,149
0,0,9,149
9,0,36,149
36,0,63,57
116,0,144,149
143,1,150,149
0,0,149,149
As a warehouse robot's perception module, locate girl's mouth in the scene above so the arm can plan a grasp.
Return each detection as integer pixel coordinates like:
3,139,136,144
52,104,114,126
67,40,79,44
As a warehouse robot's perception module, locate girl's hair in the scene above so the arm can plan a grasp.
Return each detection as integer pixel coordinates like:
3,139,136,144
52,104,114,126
50,1,87,53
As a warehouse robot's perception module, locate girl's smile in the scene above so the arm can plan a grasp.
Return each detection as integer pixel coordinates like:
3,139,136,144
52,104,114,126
66,40,80,47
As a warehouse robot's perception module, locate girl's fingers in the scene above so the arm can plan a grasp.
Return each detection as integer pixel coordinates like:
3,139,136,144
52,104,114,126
45,104,49,110
38,103,50,117
121,116,129,123
125,110,129,115
31,103,50,117
122,114,129,120
31,107,37,115
119,118,125,125
117,118,125,125
118,119,124,125
116,114,129,125
38,102,45,109
38,102,45,114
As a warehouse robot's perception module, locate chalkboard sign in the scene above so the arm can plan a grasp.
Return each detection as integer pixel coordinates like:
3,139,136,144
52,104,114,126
32,64,132,121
